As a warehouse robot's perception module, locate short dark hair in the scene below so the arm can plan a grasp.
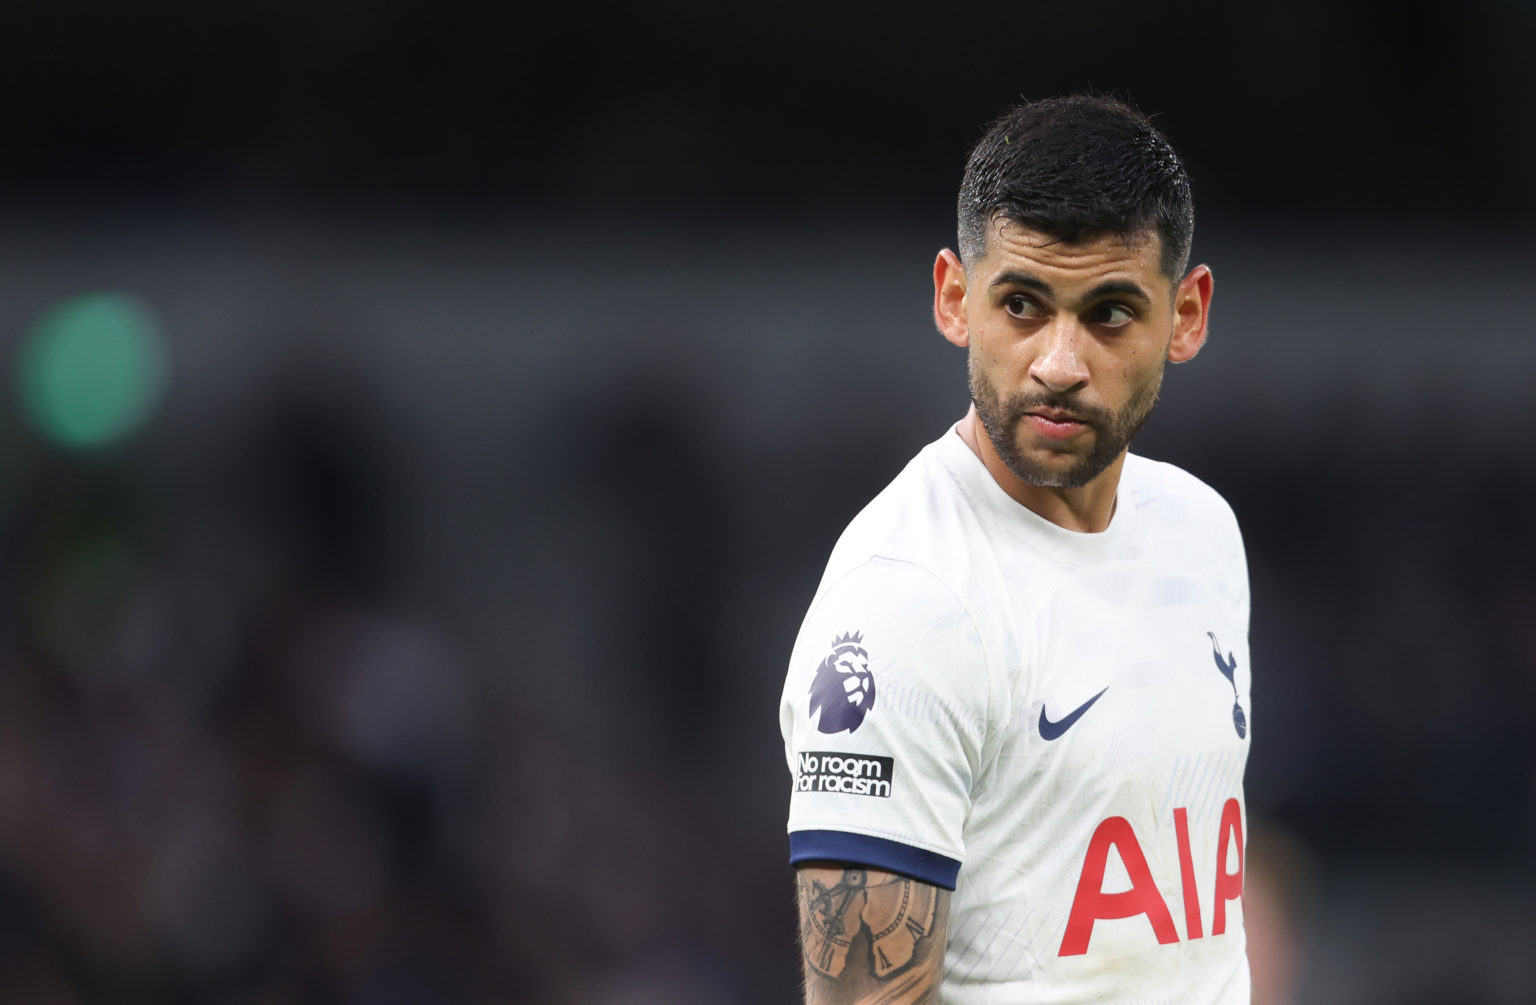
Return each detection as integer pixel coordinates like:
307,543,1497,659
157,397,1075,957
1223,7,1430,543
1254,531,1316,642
957,96,1194,279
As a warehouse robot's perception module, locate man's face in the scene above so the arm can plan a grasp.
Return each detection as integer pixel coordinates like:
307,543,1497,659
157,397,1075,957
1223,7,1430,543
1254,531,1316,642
960,220,1181,490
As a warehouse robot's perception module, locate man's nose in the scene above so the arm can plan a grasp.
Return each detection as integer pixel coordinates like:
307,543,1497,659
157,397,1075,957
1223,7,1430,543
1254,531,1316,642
1028,318,1090,394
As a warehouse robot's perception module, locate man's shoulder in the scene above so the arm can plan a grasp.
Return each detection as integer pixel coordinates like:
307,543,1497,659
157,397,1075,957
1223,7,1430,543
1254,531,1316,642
824,432,983,579
1124,453,1241,535
1124,454,1248,609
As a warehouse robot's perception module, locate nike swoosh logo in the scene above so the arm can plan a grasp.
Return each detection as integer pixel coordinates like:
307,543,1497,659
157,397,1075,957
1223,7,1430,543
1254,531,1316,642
1038,687,1109,741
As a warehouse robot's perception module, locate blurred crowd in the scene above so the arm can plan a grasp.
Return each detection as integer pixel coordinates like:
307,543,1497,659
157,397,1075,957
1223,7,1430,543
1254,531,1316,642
0,385,790,1004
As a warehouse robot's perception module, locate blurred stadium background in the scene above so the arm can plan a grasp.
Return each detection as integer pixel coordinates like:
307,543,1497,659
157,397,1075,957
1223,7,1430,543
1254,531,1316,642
1,2,1534,1003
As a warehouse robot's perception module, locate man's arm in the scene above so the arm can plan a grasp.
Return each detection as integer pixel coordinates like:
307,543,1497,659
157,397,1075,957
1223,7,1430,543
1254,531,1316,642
795,862,951,1005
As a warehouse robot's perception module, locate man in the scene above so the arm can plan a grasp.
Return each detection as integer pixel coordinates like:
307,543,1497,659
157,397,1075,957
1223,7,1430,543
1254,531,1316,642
780,95,1251,1003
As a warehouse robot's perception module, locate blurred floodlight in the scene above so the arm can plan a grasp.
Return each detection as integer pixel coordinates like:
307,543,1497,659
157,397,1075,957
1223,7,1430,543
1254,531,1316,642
17,292,168,448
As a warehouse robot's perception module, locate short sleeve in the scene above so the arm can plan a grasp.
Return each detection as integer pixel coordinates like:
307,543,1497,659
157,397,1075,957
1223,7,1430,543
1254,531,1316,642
780,558,992,890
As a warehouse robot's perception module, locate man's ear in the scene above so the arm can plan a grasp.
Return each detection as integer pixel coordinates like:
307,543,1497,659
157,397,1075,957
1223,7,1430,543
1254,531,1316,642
1167,264,1213,363
933,249,970,348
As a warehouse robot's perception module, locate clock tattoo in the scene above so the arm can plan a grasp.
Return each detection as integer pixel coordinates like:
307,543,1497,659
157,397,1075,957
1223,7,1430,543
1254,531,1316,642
797,867,941,983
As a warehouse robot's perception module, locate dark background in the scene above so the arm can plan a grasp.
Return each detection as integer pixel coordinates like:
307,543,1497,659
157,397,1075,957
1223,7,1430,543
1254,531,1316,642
1,2,1534,1003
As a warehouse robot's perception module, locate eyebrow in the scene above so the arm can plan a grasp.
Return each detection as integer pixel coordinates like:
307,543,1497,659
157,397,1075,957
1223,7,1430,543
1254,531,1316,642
988,271,1154,308
1086,280,1154,307
988,271,1053,294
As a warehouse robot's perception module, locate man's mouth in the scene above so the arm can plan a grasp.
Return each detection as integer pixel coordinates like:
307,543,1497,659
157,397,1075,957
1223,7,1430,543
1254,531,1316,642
1022,408,1089,441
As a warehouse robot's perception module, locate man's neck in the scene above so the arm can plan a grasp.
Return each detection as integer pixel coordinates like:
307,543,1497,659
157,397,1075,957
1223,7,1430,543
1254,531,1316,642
956,406,1123,534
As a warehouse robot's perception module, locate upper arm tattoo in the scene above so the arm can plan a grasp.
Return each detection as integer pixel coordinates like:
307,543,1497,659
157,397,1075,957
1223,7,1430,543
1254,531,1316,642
796,865,951,1005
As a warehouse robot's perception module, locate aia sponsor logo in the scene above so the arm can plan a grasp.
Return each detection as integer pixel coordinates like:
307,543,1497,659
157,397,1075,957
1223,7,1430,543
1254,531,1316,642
809,632,876,734
1059,799,1245,957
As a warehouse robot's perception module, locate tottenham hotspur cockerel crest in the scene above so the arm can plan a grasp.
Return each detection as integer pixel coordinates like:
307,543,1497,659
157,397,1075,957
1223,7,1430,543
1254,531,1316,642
809,632,876,734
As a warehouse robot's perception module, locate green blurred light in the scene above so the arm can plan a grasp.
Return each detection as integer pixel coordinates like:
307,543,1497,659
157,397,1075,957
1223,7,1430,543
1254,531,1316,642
18,293,167,448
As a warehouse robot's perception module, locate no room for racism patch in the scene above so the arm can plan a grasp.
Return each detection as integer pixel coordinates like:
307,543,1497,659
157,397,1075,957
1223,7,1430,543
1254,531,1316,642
795,751,895,798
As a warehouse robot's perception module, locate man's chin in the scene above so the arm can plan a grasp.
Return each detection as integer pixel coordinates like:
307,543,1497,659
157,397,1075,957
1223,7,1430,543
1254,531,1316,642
999,437,1119,490
1000,452,1092,490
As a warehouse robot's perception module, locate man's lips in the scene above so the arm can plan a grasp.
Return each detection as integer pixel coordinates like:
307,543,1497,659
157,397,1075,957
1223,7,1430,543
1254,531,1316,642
1023,409,1089,441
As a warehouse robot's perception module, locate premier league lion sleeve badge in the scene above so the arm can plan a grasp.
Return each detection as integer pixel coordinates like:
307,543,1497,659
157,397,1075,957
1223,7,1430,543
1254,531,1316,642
808,632,876,735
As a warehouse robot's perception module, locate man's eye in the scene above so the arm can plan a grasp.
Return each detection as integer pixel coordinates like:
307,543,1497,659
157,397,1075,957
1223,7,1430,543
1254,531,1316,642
1004,295,1042,319
1091,303,1135,326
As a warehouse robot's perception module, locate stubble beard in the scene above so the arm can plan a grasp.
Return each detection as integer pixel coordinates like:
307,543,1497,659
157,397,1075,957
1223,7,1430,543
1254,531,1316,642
968,352,1164,490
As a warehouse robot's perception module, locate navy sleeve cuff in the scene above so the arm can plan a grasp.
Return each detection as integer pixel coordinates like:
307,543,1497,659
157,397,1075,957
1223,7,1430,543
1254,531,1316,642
788,830,961,890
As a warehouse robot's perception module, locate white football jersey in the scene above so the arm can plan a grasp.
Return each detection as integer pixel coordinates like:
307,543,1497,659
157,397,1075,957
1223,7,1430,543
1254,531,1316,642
782,426,1252,1004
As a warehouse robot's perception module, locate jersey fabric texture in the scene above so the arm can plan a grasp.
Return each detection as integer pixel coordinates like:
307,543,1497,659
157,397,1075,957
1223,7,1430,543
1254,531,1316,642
781,425,1252,1004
